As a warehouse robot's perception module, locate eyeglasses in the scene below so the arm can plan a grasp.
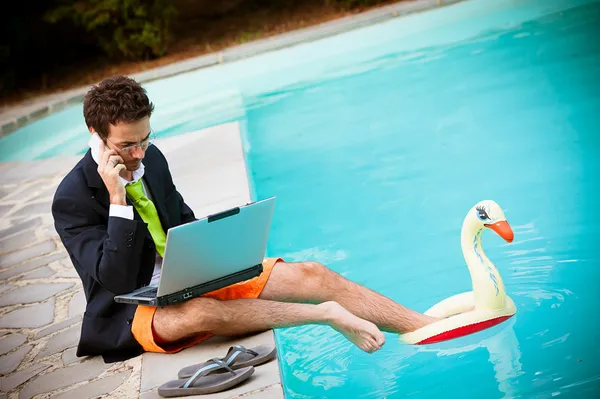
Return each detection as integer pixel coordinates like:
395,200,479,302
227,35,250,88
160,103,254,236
106,130,155,154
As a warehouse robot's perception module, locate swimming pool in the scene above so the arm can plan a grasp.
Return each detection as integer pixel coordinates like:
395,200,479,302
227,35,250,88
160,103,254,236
4,0,599,397
244,0,600,397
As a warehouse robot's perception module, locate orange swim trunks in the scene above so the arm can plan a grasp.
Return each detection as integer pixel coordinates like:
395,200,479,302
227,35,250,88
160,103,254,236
131,257,281,353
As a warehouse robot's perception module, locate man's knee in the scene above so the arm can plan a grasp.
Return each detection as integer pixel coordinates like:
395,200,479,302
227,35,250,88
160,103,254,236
297,261,330,280
153,297,228,342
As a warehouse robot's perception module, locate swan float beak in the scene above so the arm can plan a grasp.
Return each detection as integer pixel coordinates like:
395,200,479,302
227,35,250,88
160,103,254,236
485,221,514,243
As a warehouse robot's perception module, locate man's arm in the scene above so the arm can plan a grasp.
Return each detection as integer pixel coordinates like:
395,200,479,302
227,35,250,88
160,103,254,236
53,142,149,295
52,191,149,295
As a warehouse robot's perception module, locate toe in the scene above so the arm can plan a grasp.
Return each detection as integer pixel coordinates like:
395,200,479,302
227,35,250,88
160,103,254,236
369,337,379,348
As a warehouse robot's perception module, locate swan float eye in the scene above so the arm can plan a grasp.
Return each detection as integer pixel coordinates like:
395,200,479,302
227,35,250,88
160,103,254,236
476,205,491,221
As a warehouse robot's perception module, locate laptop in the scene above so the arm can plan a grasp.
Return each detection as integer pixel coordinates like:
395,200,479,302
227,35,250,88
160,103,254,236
114,196,276,307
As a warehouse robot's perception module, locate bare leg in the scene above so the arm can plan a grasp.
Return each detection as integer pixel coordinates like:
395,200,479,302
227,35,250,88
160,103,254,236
259,261,439,334
153,298,385,353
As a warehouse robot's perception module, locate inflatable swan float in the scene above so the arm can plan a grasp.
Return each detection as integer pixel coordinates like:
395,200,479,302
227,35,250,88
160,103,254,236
399,200,516,345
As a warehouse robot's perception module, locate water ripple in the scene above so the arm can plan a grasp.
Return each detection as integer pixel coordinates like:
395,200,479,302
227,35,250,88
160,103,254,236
541,333,571,348
513,287,574,307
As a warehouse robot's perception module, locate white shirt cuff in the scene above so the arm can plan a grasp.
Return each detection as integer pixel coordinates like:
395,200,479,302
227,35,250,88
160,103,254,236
109,204,134,220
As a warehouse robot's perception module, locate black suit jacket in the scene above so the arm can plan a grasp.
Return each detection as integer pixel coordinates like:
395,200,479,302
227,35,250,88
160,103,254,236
52,145,196,363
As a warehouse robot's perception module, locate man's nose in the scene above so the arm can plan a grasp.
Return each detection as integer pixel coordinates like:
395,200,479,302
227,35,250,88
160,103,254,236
131,146,145,159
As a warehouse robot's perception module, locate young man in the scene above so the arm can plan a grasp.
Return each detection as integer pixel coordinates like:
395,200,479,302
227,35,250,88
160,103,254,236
52,75,437,363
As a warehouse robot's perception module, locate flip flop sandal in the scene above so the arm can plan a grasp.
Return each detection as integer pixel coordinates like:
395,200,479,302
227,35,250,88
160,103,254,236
158,358,254,397
177,345,276,380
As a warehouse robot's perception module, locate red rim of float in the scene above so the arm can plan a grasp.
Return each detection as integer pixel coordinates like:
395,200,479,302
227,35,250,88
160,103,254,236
416,315,514,345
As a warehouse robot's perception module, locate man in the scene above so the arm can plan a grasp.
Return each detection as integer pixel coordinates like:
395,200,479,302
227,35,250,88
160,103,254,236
52,75,437,363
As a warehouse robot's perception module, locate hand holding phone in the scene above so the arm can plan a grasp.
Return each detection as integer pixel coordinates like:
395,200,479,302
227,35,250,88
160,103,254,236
96,136,127,205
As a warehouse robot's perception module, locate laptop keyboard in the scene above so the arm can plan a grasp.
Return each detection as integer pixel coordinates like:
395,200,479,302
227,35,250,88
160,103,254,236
137,287,158,298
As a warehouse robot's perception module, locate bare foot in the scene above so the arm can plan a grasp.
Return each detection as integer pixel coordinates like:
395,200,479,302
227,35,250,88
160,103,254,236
320,301,386,353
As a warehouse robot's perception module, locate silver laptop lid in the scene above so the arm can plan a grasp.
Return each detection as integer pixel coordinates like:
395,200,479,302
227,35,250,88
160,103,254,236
157,196,276,296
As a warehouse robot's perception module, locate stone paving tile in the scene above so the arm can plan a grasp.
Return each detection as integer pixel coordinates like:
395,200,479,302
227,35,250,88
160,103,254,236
68,290,86,318
0,230,38,256
0,363,51,392
0,161,14,174
0,284,14,295
33,184,60,201
0,282,74,307
19,356,110,399
0,204,15,218
0,252,67,280
0,333,26,355
34,316,81,340
0,186,11,200
17,201,52,217
139,390,158,399
4,181,53,204
54,370,131,399
0,181,34,203
40,225,60,240
0,218,42,239
54,266,78,278
2,158,78,184
0,345,32,375
0,240,56,269
242,384,284,399
61,346,87,366
20,266,56,280
0,299,55,328
35,324,80,359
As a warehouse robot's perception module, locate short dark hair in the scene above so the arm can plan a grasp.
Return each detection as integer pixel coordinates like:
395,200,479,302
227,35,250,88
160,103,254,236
83,75,154,140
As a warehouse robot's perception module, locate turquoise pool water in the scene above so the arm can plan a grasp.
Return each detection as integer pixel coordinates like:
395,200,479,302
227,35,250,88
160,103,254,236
243,1,600,397
3,0,599,397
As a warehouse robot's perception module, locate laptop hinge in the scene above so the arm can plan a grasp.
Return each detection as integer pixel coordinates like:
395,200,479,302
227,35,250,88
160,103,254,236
208,207,240,222
157,263,263,306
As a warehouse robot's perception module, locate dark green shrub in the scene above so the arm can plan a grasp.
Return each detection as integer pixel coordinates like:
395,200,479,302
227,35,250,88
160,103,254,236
45,0,177,60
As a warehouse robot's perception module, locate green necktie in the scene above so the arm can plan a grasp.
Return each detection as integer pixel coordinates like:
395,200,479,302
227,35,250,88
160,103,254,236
125,179,166,257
